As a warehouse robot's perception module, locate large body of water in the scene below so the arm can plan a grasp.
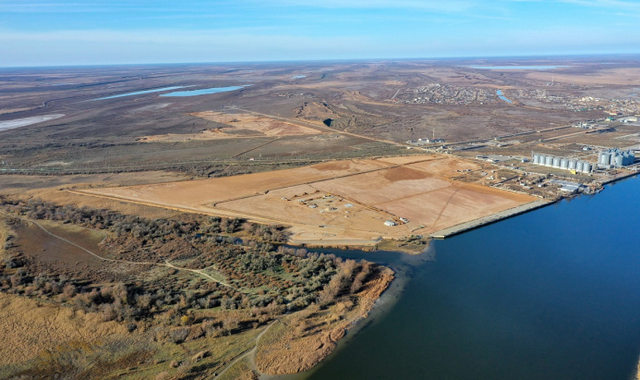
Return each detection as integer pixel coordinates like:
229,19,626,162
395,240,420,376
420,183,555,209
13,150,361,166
95,86,186,100
306,176,640,380
160,85,247,97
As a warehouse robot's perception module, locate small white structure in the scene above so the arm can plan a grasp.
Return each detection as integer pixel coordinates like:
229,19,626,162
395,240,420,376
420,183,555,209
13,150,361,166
384,220,397,227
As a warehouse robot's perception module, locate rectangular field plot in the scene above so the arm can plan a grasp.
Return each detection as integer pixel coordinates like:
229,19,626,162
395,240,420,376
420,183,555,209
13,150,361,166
80,155,536,244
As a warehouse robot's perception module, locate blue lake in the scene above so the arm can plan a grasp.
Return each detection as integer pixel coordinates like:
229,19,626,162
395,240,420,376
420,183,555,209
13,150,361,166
469,65,569,70
497,89,513,104
159,85,247,97
306,176,640,380
95,86,186,100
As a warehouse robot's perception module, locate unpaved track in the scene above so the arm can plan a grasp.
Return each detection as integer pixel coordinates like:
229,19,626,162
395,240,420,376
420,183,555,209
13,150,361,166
0,211,243,292
215,320,278,379
430,187,461,230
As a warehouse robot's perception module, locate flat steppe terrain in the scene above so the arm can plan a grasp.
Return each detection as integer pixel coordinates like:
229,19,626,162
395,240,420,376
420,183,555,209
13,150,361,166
1,56,639,379
2,56,638,179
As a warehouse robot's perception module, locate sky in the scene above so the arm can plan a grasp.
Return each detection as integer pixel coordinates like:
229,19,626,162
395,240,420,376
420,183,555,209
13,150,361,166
1,0,639,67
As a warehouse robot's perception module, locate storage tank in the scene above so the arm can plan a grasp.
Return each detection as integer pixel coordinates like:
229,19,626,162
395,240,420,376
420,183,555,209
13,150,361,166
576,161,584,172
552,157,561,168
533,153,541,164
615,154,624,167
599,152,611,166
560,158,569,169
545,156,553,166
568,159,577,170
582,163,592,173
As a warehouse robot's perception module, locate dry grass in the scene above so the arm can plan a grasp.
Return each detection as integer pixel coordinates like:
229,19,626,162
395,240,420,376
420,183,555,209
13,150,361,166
527,68,640,85
7,186,183,220
0,217,10,259
0,107,37,115
255,267,394,375
0,293,127,367
217,360,258,380
0,171,187,195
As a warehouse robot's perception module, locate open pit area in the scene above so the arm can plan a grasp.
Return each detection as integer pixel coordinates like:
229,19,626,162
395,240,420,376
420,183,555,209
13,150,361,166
78,155,537,247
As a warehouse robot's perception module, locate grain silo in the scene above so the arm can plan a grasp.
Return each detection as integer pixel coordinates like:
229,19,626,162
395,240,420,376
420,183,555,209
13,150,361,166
545,155,553,166
560,158,569,169
599,152,611,166
614,154,624,168
582,163,592,173
533,153,541,164
576,161,584,172
568,159,577,170
624,152,635,165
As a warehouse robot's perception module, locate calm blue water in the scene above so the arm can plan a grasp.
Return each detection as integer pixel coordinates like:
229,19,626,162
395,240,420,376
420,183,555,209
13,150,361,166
497,89,513,104
95,86,186,100
159,85,247,97
469,65,569,70
307,176,640,380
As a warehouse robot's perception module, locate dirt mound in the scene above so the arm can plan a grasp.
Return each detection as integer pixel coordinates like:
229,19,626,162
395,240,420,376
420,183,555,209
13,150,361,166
384,166,431,181
312,161,352,171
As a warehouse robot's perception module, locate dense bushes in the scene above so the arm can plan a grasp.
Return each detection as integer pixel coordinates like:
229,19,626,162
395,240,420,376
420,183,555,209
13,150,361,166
0,196,382,339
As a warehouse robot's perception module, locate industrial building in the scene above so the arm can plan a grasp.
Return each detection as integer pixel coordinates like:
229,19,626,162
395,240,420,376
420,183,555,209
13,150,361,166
531,152,592,173
597,149,635,168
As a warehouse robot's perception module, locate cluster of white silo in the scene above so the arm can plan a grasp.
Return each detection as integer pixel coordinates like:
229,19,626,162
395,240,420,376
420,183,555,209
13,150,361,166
598,149,635,168
531,152,592,173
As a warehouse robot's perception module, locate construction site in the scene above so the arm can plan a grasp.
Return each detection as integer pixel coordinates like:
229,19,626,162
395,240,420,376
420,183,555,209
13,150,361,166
76,155,538,247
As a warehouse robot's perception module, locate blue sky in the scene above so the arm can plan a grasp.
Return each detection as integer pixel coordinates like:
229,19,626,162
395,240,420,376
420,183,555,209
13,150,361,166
1,0,639,67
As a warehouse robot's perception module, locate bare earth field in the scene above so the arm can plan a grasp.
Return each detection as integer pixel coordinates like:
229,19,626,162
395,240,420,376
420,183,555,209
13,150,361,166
79,155,536,246
138,112,322,142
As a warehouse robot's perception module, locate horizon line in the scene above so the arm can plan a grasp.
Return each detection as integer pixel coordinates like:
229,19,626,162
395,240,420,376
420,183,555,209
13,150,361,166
2,53,640,70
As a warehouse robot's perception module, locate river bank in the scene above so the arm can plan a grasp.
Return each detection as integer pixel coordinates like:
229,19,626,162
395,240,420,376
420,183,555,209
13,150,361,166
306,175,640,380
430,199,551,239
254,267,395,376
258,249,423,380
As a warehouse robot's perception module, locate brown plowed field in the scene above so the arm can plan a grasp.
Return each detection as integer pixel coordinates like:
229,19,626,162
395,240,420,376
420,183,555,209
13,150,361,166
80,155,535,245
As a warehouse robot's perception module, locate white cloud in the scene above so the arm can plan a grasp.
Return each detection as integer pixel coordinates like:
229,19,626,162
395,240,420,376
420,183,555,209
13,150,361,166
244,0,476,12
559,0,640,11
